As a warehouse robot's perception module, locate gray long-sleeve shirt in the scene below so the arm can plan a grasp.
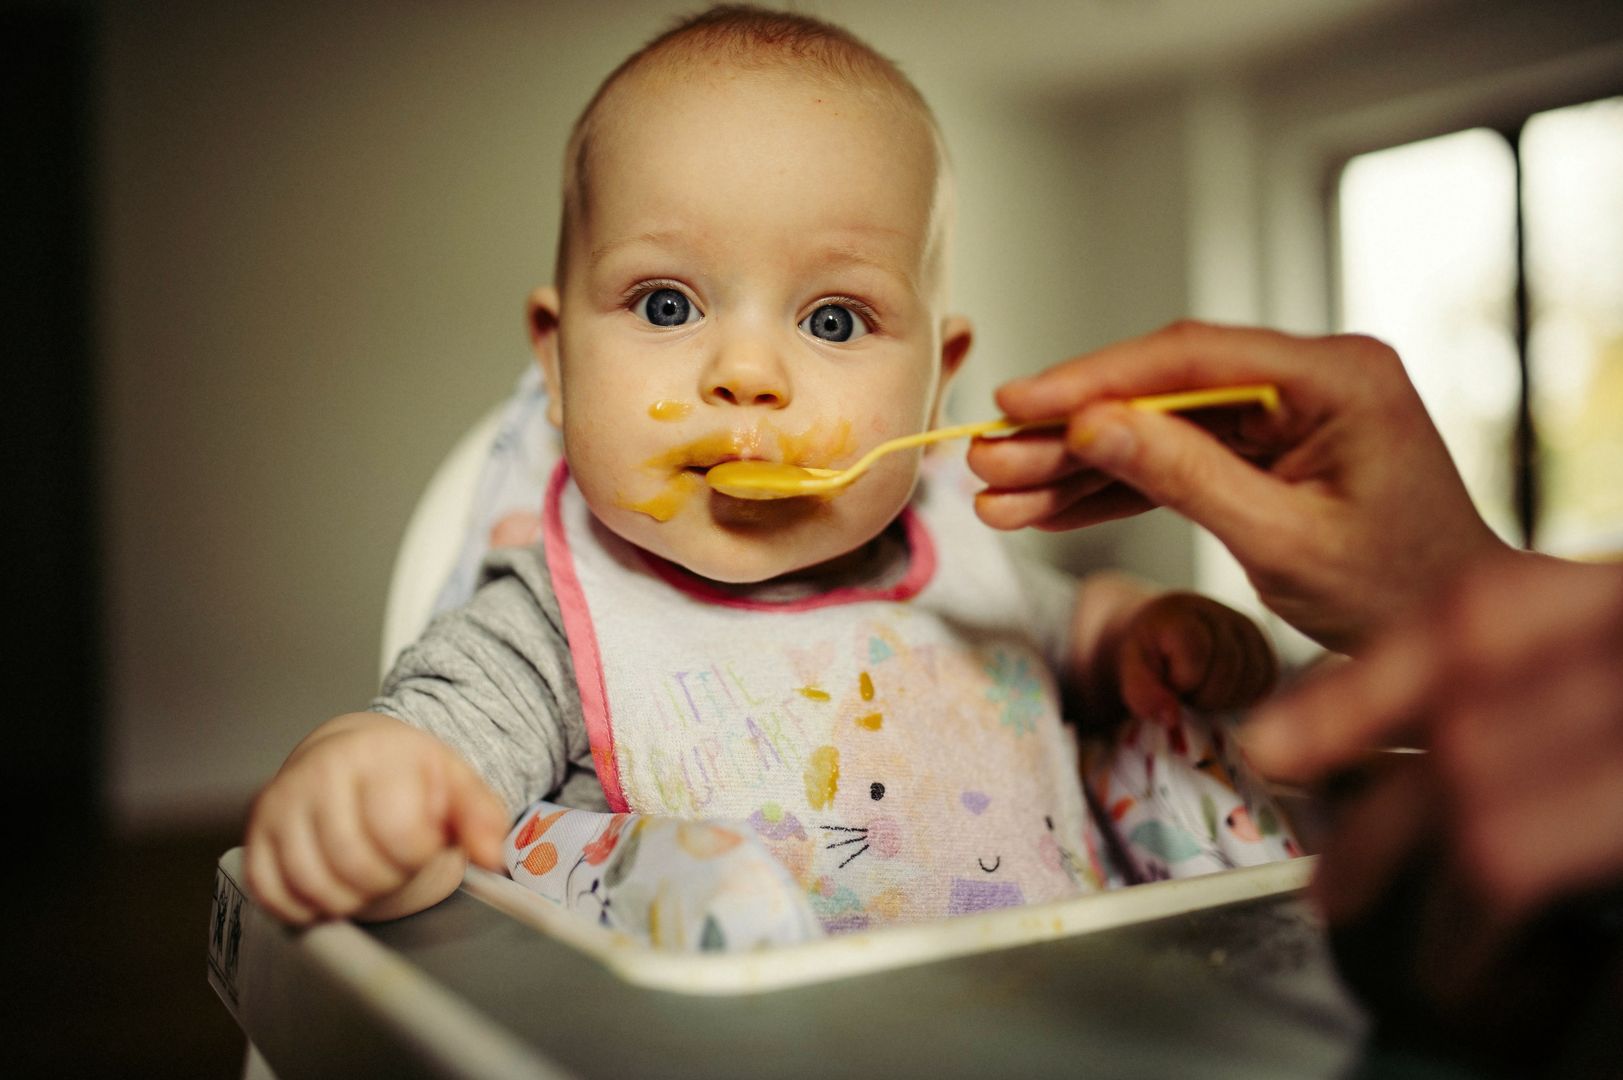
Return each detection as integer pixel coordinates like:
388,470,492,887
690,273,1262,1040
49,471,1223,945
371,545,609,816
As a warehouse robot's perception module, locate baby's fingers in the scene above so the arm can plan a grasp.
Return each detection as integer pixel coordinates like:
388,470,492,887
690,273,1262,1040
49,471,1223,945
1182,606,1277,711
356,751,507,874
1116,632,1184,723
444,758,509,870
313,780,412,900
244,829,317,925
358,764,450,872
245,783,351,923
1154,603,1219,701
275,811,370,918
1117,596,1276,720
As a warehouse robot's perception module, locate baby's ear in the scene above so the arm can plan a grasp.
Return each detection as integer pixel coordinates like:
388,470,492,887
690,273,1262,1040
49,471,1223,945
527,285,563,428
931,315,974,425
940,315,973,381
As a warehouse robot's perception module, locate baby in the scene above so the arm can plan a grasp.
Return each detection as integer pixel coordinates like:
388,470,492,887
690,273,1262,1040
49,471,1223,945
245,5,1293,940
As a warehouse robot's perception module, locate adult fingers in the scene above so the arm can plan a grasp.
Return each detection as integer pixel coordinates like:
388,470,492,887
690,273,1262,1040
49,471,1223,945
1063,402,1299,555
968,404,1282,498
1311,756,1434,924
1249,556,1623,784
996,321,1313,422
1434,553,1619,674
973,470,1114,531
1243,625,1437,783
966,430,1089,490
1029,485,1158,531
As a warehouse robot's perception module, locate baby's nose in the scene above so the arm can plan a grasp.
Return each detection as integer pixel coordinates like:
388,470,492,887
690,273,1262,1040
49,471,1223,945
708,380,785,407
701,338,791,409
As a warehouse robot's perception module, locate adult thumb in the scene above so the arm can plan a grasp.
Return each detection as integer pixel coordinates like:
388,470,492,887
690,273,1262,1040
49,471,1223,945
1069,402,1286,550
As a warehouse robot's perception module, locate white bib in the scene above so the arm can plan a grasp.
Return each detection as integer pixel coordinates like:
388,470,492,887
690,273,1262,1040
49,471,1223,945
542,461,1110,929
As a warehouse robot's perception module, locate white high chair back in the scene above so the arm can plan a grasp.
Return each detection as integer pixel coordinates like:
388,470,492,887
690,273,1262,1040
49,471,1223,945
378,405,505,680
377,366,563,681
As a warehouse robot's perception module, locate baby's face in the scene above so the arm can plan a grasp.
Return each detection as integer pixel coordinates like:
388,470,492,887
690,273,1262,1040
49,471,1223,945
547,65,956,583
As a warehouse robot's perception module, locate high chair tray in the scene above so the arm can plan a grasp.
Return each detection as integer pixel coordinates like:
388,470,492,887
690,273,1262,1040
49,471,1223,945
209,848,1367,1079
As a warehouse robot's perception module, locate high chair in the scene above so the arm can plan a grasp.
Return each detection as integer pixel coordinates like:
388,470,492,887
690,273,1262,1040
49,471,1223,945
378,402,506,679
212,378,1365,1078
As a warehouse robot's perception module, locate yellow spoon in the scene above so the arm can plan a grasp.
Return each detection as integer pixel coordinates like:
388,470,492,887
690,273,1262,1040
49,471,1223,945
704,383,1280,500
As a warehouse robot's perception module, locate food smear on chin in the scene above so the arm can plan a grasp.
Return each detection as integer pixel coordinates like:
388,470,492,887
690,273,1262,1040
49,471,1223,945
621,470,701,521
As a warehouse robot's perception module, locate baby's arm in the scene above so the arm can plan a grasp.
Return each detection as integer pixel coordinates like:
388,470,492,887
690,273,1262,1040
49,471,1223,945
1068,573,1277,725
246,543,587,923
244,711,509,924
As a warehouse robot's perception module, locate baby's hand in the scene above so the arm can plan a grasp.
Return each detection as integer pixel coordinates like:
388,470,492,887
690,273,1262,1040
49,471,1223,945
1113,592,1277,722
244,712,508,925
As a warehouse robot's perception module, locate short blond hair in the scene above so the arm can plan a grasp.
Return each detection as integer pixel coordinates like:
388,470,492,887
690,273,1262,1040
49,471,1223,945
555,4,948,283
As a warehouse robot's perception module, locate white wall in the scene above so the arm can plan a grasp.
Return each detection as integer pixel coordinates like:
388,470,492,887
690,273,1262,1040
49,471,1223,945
99,2,642,824
96,0,1623,827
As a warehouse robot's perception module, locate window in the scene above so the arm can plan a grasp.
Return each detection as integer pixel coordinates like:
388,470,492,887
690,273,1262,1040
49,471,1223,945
1337,96,1623,556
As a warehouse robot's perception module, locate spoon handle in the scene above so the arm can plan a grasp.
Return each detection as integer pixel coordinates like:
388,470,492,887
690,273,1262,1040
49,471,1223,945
840,418,1055,480
1129,383,1280,414
839,383,1281,485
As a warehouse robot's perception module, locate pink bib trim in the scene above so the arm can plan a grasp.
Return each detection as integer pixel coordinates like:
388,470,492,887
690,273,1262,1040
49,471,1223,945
640,509,936,612
541,462,628,812
542,460,940,811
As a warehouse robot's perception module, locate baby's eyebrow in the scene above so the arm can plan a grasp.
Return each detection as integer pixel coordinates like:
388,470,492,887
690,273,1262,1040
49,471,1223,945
590,229,690,262
589,226,923,293
811,242,920,294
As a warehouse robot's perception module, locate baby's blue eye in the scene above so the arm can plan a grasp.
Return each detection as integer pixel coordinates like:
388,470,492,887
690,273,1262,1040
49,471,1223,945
637,288,698,327
800,303,870,342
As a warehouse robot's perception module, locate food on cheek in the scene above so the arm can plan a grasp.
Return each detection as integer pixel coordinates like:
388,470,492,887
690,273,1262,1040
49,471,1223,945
647,400,693,421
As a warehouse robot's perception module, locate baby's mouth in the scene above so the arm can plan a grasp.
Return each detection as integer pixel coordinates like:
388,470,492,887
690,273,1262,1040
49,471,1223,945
682,454,745,479
649,430,767,475
651,419,855,477
683,449,823,482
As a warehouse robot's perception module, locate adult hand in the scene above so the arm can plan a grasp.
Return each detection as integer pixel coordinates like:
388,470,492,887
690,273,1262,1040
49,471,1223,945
1245,552,1623,932
1243,552,1623,1059
969,321,1506,652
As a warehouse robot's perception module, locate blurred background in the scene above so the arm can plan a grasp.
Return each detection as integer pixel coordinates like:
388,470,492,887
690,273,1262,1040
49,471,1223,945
5,0,1620,1073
